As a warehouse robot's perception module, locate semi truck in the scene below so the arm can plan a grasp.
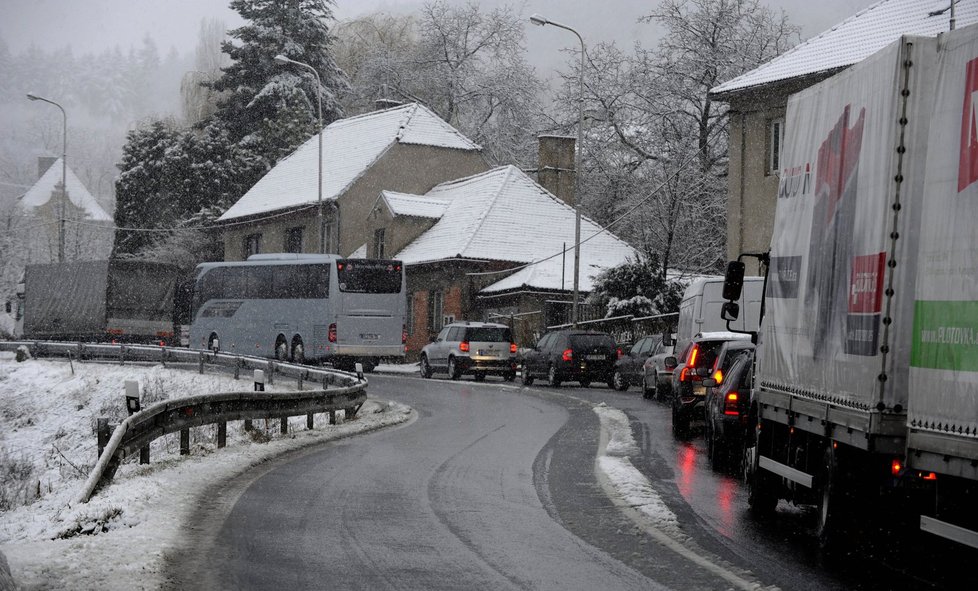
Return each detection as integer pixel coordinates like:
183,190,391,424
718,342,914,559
21,259,181,345
722,25,978,552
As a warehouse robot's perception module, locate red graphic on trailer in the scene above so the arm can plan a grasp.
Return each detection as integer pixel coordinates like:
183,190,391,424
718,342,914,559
849,253,885,314
958,56,978,192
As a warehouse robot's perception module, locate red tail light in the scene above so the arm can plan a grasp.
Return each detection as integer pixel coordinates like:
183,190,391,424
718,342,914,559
680,367,689,382
510,343,517,354
459,341,470,352
616,347,623,359
402,324,407,344
688,344,699,367
723,391,740,415
891,458,904,477
562,348,573,362
328,323,337,343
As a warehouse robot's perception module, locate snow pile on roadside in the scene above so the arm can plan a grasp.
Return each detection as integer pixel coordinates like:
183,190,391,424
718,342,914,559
0,354,412,589
593,404,677,529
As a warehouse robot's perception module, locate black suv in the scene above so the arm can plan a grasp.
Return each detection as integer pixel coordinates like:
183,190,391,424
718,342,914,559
521,330,617,388
669,332,752,437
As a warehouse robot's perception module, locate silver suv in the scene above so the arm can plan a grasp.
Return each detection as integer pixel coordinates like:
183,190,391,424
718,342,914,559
419,321,517,382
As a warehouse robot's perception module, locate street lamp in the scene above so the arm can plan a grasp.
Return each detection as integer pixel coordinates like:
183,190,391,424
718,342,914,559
530,14,585,327
274,54,326,254
26,92,67,263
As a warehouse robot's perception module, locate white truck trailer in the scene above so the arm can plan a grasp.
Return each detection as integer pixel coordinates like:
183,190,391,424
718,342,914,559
724,24,978,551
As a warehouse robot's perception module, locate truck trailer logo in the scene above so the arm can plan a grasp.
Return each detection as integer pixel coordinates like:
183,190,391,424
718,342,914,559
846,252,885,356
958,56,978,191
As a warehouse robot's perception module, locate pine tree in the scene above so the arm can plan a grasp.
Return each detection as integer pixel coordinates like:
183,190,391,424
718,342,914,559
208,0,349,164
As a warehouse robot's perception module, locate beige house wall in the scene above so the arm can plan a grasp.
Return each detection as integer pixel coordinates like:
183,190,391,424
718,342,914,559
220,143,488,261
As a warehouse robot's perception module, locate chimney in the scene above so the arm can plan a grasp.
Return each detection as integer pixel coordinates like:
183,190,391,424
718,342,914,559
537,135,576,207
38,156,57,180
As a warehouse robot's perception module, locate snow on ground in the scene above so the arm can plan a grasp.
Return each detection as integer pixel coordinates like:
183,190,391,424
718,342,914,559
0,352,412,590
593,404,679,531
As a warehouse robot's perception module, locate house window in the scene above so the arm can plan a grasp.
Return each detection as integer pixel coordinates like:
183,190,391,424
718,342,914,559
373,228,386,258
285,227,304,254
243,233,262,258
767,118,785,176
427,290,444,332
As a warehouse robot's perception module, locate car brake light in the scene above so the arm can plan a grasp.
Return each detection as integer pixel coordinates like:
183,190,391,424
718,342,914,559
328,323,337,343
402,324,407,344
459,341,470,352
891,458,904,477
688,344,699,367
724,391,739,415
616,347,623,359
510,343,517,354
680,367,689,382
562,348,573,362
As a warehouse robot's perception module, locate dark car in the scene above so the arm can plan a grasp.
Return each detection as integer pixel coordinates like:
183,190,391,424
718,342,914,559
521,329,617,388
704,348,754,471
670,332,752,437
611,335,666,392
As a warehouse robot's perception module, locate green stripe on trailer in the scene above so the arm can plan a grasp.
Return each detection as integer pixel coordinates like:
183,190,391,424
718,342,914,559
912,300,978,371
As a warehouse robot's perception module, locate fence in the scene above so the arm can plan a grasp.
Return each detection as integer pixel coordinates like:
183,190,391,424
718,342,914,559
0,341,368,503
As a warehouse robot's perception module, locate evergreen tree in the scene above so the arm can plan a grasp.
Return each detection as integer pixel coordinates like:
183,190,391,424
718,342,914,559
587,254,684,319
208,0,349,164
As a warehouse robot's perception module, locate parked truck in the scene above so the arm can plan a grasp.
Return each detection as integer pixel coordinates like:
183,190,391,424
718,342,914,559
21,259,181,345
723,25,978,552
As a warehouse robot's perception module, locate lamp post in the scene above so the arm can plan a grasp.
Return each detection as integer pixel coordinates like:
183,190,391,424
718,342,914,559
274,54,325,254
529,14,585,327
26,92,67,263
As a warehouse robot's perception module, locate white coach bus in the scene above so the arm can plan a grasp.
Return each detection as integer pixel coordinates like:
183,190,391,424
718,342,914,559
188,254,406,371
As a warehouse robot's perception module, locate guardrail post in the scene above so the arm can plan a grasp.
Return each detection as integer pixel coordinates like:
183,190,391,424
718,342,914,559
161,346,166,367
198,352,205,374
329,410,337,425
267,361,274,385
297,371,304,391
307,413,314,430
97,418,111,458
280,417,288,434
234,357,241,380
218,421,227,448
119,345,125,365
180,429,190,455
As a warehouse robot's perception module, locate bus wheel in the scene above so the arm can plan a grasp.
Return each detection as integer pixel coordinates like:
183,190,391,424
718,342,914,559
275,339,288,362
292,340,305,365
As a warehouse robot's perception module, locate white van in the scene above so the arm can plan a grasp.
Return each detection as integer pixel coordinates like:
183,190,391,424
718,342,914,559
675,276,763,352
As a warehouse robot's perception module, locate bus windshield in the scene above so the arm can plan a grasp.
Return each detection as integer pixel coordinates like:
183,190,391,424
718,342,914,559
336,259,402,294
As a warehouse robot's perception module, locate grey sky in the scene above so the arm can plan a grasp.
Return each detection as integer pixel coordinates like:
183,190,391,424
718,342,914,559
2,0,879,60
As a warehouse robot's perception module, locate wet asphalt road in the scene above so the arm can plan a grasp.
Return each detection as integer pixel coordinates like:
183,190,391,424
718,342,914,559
167,372,967,590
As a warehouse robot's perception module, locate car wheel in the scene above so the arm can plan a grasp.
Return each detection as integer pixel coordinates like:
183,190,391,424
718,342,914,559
707,420,725,470
473,372,486,382
547,364,561,388
419,355,433,379
448,356,462,380
579,378,591,388
641,376,652,399
521,363,534,386
672,403,689,439
503,371,516,382
612,370,628,392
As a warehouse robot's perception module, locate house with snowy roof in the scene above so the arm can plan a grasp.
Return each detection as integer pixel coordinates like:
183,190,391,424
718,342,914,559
12,156,113,264
710,0,975,272
366,165,639,354
216,102,489,259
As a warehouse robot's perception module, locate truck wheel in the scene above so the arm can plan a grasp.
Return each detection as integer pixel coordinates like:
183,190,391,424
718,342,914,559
448,356,461,380
816,446,849,554
612,370,628,391
521,363,534,386
419,355,433,379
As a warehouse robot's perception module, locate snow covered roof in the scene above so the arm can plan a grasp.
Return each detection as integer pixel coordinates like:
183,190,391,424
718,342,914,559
394,165,638,292
379,191,451,219
18,158,111,221
218,103,482,221
711,0,978,97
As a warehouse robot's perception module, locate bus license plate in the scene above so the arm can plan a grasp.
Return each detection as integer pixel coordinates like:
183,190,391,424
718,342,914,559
360,333,380,340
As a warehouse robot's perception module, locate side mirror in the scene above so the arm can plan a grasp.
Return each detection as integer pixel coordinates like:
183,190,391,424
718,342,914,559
664,355,677,369
702,378,717,388
723,260,745,301
721,301,740,321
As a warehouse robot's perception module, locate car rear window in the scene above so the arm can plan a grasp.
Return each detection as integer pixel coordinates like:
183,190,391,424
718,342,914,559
569,334,615,349
689,340,726,367
465,327,512,342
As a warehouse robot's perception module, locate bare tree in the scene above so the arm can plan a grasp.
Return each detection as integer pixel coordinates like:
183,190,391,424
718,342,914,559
181,18,230,126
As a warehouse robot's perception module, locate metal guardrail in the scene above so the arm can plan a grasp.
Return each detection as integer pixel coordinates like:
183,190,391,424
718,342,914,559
0,341,368,503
